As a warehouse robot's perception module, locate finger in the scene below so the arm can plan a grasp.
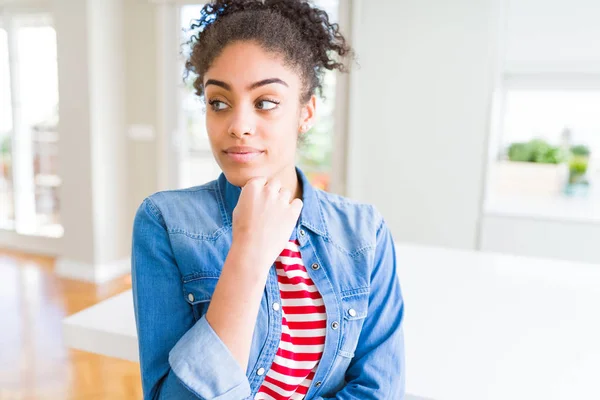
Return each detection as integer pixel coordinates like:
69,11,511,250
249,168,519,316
290,198,303,216
278,188,292,203
266,179,282,197
242,176,267,194
244,176,267,187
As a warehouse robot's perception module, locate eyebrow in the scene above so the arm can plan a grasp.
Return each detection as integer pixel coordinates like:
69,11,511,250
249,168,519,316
248,78,288,90
204,79,231,91
204,78,288,91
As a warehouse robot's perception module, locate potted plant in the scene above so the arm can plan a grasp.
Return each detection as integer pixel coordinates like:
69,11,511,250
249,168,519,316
490,138,569,196
564,144,591,196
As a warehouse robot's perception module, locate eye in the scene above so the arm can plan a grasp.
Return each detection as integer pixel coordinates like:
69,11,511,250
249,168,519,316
208,99,229,112
256,99,280,110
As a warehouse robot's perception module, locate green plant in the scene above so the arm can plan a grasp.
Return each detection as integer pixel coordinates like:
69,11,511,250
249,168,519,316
530,139,566,164
507,142,533,162
0,135,11,156
570,156,588,174
569,155,588,184
571,144,590,157
507,139,566,164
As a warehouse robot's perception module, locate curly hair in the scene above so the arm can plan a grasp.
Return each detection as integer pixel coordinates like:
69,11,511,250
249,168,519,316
184,0,353,103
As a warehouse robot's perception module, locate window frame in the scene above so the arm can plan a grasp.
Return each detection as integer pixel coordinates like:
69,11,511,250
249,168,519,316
482,72,600,224
490,72,600,163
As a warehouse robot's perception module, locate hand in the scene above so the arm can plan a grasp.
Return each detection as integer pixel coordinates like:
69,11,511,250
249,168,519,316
230,177,303,272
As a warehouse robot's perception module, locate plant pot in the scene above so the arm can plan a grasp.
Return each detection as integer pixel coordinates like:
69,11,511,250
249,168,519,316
489,161,569,196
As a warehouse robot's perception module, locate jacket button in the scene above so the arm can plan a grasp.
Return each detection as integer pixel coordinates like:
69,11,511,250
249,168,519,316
315,381,322,387
311,263,320,270
187,293,194,302
273,302,280,311
257,367,265,376
331,321,339,330
348,308,357,317
299,229,306,236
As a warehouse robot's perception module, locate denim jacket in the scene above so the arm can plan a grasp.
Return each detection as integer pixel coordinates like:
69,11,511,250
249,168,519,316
131,167,405,399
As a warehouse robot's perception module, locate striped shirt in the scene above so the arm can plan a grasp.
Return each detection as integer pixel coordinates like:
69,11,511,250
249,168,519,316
254,239,327,400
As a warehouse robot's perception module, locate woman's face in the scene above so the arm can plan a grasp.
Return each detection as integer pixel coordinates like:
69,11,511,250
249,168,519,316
203,41,315,188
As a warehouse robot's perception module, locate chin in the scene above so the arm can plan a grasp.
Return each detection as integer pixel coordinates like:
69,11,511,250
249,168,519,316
221,165,271,188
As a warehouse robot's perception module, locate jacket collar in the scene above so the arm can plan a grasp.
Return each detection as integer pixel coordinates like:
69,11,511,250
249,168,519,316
217,166,328,237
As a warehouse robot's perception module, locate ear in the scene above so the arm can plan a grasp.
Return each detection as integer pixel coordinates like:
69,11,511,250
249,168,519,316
298,95,317,134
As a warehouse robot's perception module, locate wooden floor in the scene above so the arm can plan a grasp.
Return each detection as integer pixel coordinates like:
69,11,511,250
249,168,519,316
0,249,142,400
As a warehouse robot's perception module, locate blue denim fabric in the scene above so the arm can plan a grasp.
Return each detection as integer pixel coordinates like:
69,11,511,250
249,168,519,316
131,167,405,399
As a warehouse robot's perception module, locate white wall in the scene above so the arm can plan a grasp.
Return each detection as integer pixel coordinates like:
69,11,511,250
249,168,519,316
124,0,159,217
54,0,95,262
505,0,600,74
52,0,131,282
347,0,503,249
88,0,128,265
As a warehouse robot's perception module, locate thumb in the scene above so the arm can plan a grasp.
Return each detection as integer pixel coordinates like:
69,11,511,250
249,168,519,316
290,198,303,218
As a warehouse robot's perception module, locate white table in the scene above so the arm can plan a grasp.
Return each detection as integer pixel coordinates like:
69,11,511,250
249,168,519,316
63,244,600,400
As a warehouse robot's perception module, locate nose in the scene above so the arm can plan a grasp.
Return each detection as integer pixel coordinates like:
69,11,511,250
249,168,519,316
227,103,257,138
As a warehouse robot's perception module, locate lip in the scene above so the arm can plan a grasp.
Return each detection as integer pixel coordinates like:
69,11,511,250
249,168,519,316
223,146,265,163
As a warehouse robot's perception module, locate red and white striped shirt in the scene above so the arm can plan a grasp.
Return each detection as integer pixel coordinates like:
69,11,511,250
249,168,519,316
254,239,327,400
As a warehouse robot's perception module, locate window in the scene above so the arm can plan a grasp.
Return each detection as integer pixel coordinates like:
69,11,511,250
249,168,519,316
502,89,600,156
485,78,600,221
295,0,340,192
0,15,61,237
175,1,343,191
177,4,221,189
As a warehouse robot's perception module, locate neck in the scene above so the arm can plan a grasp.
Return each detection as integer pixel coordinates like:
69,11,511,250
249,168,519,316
272,165,303,200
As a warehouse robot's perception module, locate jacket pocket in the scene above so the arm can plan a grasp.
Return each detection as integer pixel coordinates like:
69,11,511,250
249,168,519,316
182,277,219,321
338,288,369,358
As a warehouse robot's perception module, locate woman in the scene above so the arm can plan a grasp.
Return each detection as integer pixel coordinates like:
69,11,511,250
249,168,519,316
131,0,405,399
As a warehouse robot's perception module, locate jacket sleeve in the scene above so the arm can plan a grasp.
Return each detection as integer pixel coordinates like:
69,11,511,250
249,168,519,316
314,217,406,399
132,197,252,400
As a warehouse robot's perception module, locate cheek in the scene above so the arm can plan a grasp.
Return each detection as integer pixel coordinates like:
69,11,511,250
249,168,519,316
205,112,218,130
262,114,299,150
205,114,224,140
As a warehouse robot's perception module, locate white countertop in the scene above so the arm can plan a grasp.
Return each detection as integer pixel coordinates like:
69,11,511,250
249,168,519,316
484,193,600,224
63,243,600,400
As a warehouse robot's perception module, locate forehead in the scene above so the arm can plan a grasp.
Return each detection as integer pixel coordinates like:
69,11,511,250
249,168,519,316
204,41,301,90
